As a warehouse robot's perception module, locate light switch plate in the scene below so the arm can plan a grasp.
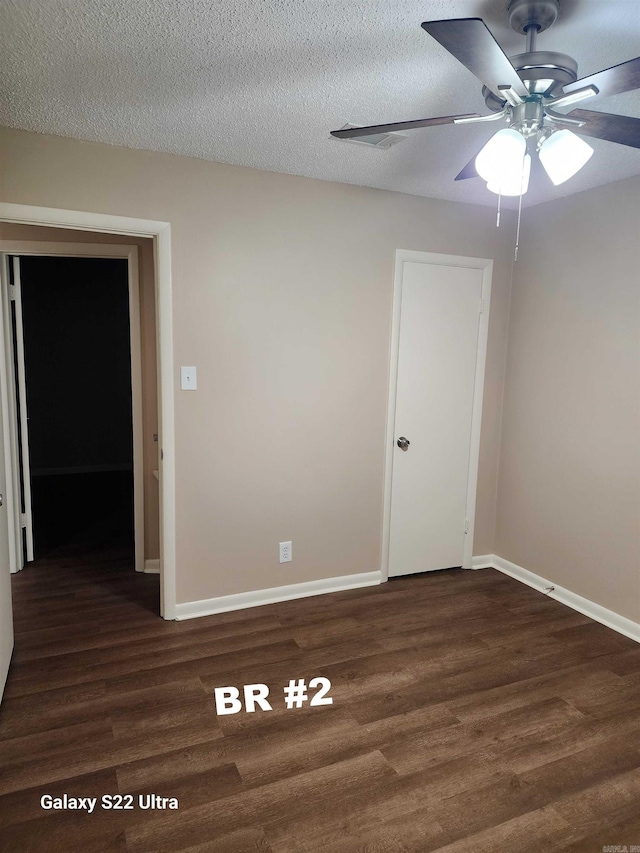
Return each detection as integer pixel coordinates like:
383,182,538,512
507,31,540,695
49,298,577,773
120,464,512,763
181,366,197,390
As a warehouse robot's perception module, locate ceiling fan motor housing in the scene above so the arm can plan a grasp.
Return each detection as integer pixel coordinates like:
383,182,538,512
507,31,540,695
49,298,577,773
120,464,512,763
485,1,577,111
483,51,578,110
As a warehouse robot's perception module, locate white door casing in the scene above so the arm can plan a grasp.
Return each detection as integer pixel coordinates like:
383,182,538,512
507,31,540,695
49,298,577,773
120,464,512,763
382,250,492,579
0,262,14,699
0,256,21,574
11,258,35,563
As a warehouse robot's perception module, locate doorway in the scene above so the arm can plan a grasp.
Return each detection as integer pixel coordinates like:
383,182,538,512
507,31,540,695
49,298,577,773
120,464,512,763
0,206,175,705
0,205,175,622
382,250,493,579
0,244,146,577
12,254,138,562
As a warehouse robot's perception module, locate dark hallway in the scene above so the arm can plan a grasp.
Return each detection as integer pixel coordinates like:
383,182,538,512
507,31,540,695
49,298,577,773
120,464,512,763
16,255,134,562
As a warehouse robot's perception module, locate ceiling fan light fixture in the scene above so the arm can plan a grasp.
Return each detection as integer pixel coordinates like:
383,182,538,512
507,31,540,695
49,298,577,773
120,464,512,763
538,129,594,185
475,128,527,184
331,8,640,209
487,153,532,196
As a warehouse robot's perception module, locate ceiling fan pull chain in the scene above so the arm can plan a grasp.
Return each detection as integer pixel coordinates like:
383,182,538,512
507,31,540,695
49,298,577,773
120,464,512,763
496,190,502,228
514,182,524,261
513,149,528,260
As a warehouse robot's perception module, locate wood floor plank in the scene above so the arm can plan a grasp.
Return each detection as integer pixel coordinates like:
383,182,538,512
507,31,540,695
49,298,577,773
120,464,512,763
0,769,120,829
125,751,398,853
0,680,109,739
126,765,246,814
12,613,284,663
599,646,640,675
8,624,298,677
556,816,640,853
0,814,129,853
264,791,449,853
95,639,305,697
0,718,226,796
111,695,217,740
0,677,208,740
380,697,585,777
116,743,241,792
448,661,621,724
234,704,456,788
551,768,640,836
0,716,114,767
496,707,640,775
406,805,578,853
175,827,275,852
4,636,304,698
518,736,640,801
432,774,547,840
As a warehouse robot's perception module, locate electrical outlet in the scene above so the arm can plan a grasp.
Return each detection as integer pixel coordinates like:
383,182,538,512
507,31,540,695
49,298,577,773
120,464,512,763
279,541,292,563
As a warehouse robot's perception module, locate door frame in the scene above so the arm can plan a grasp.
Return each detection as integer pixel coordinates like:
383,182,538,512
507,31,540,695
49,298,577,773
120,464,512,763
0,203,176,619
0,243,144,576
381,249,493,581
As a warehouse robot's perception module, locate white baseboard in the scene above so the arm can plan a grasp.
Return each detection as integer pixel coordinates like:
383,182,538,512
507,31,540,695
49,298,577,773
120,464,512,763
174,570,382,621
472,554,640,644
140,558,160,575
471,555,496,570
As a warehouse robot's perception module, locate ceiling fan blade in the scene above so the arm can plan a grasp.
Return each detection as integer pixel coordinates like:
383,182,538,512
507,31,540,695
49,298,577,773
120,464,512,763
454,151,481,181
563,57,640,99
421,18,529,101
569,109,640,149
330,113,479,139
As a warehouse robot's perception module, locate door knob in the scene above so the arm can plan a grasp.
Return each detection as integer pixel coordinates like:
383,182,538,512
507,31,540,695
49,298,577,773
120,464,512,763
397,436,410,451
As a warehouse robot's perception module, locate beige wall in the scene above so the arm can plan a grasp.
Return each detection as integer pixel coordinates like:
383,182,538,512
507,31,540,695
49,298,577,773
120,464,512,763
496,177,640,622
0,223,160,562
0,127,516,605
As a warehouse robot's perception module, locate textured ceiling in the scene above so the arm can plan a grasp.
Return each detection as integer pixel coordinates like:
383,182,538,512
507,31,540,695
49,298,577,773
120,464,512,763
1,0,639,207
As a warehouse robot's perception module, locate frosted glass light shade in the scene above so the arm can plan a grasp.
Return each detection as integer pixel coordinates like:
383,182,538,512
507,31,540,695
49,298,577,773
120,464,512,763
487,154,531,196
539,129,594,185
475,129,527,184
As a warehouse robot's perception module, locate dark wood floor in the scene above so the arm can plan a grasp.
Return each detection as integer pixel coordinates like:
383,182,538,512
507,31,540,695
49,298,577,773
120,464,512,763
1,552,640,852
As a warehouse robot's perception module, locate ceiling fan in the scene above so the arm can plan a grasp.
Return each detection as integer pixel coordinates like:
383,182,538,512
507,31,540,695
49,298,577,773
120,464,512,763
331,0,640,196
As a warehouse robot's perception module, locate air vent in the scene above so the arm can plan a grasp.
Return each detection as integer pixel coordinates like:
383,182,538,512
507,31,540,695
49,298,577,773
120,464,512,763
331,124,407,149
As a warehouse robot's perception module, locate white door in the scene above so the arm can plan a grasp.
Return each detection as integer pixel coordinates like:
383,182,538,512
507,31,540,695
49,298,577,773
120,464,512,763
388,258,487,577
